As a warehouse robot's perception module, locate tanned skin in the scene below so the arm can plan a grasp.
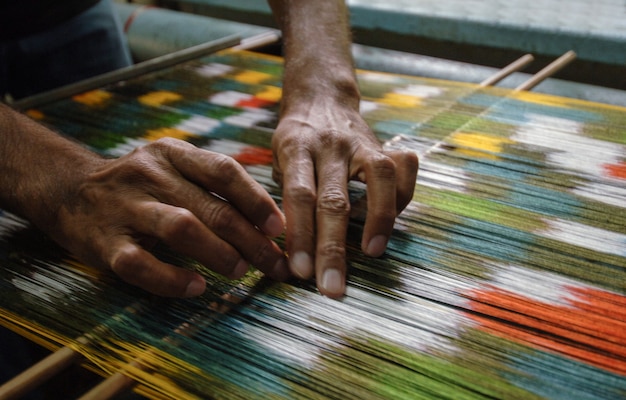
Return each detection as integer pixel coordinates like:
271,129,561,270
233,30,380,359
0,0,417,299
269,0,418,297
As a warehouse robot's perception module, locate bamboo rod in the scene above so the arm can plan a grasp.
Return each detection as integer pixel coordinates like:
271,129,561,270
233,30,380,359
78,363,139,400
479,53,535,87
0,303,145,400
0,339,85,400
12,35,241,111
514,50,577,91
233,29,282,51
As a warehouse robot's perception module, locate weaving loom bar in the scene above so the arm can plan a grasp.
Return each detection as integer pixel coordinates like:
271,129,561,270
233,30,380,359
11,35,241,111
0,342,83,400
515,50,577,91
233,29,281,51
478,54,534,87
0,301,148,400
79,364,138,400
419,50,579,159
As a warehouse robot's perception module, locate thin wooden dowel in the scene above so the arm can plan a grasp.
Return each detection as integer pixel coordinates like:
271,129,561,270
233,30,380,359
0,303,145,400
12,35,241,111
0,338,86,400
479,53,535,87
233,30,282,51
78,363,139,400
514,50,577,91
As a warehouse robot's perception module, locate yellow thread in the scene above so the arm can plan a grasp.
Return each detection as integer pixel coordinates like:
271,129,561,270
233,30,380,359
255,86,282,102
234,70,272,84
138,91,182,107
25,109,45,119
512,90,626,112
72,90,113,107
379,93,421,108
450,132,515,160
145,127,194,142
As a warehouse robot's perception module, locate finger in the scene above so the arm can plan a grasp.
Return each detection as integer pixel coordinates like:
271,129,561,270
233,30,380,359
108,239,207,298
136,200,289,282
387,149,419,213
158,138,285,237
280,152,317,280
314,155,350,298
354,150,399,258
189,198,290,281
131,201,250,279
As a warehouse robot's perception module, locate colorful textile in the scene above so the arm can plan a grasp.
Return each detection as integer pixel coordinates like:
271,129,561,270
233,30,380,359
0,50,624,399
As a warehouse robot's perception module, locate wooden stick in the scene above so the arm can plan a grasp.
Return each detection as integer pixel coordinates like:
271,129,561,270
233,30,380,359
514,50,577,91
78,363,139,400
0,302,145,400
233,30,282,51
0,337,86,400
12,35,240,111
479,54,535,87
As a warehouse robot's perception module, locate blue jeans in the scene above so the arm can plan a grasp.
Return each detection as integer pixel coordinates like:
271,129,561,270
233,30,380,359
0,0,132,100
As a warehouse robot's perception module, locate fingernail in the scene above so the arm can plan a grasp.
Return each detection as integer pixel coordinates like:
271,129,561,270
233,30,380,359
263,213,285,237
290,251,313,279
184,277,206,297
366,235,388,257
228,259,249,280
321,268,344,297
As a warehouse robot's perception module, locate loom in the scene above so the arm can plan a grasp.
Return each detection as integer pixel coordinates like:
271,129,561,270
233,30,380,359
1,2,625,399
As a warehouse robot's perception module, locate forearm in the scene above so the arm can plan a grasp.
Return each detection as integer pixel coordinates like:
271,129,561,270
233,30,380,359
0,104,101,231
268,0,360,110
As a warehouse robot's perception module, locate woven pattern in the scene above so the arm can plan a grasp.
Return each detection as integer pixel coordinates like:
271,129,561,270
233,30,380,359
0,50,624,399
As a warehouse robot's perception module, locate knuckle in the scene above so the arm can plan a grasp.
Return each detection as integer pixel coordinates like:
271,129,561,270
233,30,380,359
317,129,352,152
151,136,180,149
211,153,240,174
274,130,304,151
318,241,347,261
317,186,350,215
370,154,397,179
389,149,419,170
401,151,420,172
204,202,237,232
110,246,143,281
161,208,198,239
288,183,317,207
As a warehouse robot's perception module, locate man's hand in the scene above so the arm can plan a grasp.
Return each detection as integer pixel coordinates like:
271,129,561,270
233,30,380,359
1,104,289,298
272,97,418,298
52,138,290,297
268,0,419,298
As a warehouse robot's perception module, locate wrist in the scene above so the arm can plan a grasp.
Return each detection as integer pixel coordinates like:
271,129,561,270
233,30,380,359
0,105,104,232
281,69,361,113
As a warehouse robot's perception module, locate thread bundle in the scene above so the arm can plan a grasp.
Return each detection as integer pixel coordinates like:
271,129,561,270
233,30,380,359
0,50,624,399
